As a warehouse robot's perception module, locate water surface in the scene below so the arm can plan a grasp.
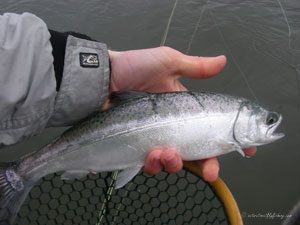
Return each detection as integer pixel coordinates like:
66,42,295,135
1,1,299,224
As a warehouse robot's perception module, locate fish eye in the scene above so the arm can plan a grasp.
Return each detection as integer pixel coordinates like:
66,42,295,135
266,112,279,125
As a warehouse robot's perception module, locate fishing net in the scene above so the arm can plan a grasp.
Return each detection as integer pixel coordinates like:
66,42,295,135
10,165,236,225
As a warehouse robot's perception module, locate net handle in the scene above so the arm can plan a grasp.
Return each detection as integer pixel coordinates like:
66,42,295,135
183,161,244,225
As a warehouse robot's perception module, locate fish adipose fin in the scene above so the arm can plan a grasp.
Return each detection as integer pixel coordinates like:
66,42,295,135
110,91,149,104
61,170,89,180
0,161,35,225
115,165,143,189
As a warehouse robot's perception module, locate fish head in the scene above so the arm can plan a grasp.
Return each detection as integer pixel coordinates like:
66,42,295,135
233,101,284,148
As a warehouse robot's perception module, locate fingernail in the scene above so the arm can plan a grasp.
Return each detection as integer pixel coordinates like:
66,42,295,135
216,55,225,59
203,164,219,182
165,154,178,168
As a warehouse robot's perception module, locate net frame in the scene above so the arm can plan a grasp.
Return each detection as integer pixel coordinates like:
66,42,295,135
183,161,244,225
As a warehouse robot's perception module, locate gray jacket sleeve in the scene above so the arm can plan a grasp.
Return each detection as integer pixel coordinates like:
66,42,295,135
0,13,110,147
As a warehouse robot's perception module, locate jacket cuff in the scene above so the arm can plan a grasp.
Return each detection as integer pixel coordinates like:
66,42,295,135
49,29,96,91
48,35,110,126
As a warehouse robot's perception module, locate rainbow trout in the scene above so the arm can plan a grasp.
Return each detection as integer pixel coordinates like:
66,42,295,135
0,91,284,224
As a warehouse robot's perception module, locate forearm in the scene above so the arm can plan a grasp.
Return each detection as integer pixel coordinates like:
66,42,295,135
0,12,110,147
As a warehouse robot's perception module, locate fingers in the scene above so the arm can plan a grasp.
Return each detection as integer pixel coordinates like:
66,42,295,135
243,147,257,157
177,55,227,79
143,147,183,175
174,80,188,91
143,148,163,175
197,158,220,182
144,145,256,181
161,149,183,173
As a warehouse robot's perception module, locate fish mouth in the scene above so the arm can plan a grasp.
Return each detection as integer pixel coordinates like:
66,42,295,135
267,115,285,141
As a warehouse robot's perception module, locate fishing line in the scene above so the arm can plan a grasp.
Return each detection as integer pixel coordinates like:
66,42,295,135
208,8,259,101
111,182,133,225
252,41,300,116
160,0,178,46
96,171,118,225
186,4,207,54
96,171,134,225
276,0,292,49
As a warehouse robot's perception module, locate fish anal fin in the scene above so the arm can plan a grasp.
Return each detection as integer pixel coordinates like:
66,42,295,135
61,170,89,180
115,165,142,189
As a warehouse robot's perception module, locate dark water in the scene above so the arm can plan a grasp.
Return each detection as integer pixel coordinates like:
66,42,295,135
1,1,299,224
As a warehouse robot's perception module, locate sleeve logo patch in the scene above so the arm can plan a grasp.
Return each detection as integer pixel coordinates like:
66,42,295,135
80,53,99,68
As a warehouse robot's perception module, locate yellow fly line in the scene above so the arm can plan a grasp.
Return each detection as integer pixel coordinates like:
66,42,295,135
183,161,244,225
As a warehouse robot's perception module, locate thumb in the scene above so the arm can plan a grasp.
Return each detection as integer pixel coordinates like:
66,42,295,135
177,55,227,79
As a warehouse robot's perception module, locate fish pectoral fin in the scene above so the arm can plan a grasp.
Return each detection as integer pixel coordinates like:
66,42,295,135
236,146,245,157
115,165,142,189
217,140,245,157
61,170,89,180
228,142,245,157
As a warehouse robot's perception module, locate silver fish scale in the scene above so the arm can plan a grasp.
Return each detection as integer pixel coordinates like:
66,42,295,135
19,92,246,177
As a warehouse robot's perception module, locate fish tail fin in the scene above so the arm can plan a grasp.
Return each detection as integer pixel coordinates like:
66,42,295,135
0,161,34,225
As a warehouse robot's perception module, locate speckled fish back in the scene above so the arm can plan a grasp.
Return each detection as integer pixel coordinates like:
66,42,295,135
64,92,245,140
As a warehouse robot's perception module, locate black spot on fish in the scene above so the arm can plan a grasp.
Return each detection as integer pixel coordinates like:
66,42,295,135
150,95,159,115
188,92,204,109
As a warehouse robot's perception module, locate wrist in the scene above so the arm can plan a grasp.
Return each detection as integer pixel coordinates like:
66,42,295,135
107,50,121,94
100,50,114,111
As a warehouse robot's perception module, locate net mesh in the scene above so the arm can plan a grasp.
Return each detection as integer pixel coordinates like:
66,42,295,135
12,169,229,225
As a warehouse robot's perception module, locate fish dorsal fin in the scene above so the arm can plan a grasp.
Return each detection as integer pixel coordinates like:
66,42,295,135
115,165,142,189
61,170,89,180
110,91,150,104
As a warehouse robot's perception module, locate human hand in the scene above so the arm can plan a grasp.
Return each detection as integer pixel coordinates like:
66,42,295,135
105,46,257,182
143,146,257,182
106,46,227,94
